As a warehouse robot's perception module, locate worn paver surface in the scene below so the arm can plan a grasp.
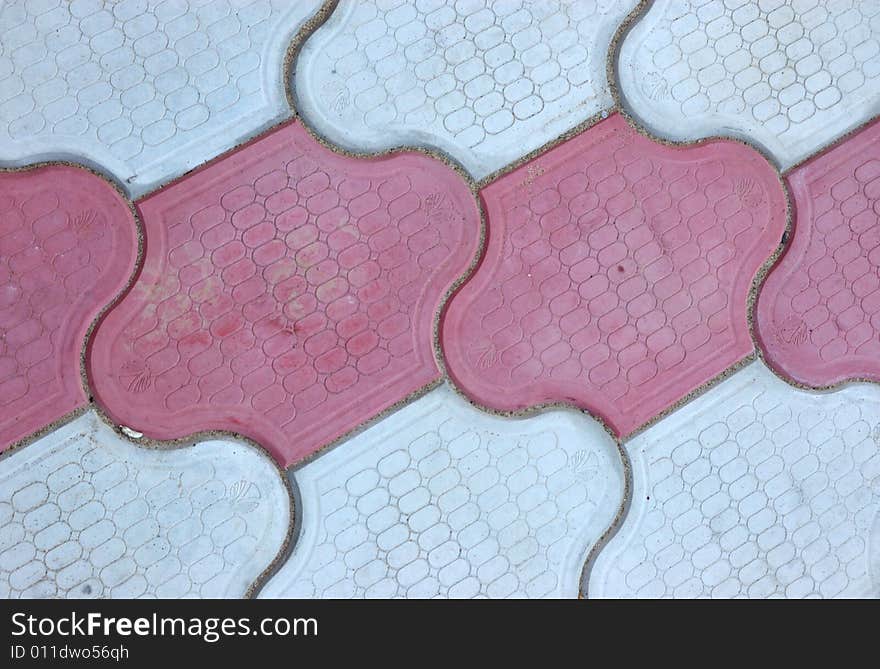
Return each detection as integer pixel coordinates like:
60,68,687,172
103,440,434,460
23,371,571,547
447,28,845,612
261,383,623,599
757,119,880,387
0,166,136,452
589,361,880,599
0,411,289,599
442,113,786,437
295,0,637,177
87,120,480,467
3,0,880,600
0,0,323,196
618,0,880,169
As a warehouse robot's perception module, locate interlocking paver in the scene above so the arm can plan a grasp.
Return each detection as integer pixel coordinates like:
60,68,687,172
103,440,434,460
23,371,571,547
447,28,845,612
295,0,637,177
0,0,322,196
4,0,880,602
260,383,623,598
757,118,880,387
588,360,880,599
88,120,481,467
0,165,137,452
618,0,880,168
442,113,787,437
0,411,289,599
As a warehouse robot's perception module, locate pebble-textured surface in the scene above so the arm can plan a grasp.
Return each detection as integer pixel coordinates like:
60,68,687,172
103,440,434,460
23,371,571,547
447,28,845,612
294,0,638,177
87,120,481,467
618,0,880,169
0,0,323,196
261,384,623,598
442,113,787,437
757,118,880,387
0,411,290,599
589,361,880,599
0,166,136,452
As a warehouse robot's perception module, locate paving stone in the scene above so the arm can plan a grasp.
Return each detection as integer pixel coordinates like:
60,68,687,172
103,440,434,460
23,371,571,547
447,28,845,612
588,360,880,599
0,411,289,599
442,113,787,437
618,0,880,168
757,118,880,387
261,383,623,598
5,0,880,601
0,165,137,452
87,120,481,467
295,0,637,177
0,0,323,196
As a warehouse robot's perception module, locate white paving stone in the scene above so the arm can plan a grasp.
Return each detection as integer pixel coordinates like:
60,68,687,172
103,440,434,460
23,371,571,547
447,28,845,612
589,361,880,598
261,384,624,598
617,0,880,168
0,0,322,197
294,0,637,178
0,411,290,599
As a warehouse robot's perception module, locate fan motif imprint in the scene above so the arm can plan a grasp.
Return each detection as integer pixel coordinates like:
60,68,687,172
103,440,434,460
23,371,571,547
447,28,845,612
227,479,262,514
119,360,152,394
472,339,500,370
775,315,809,346
734,178,764,208
568,449,602,485
70,209,106,241
641,72,669,102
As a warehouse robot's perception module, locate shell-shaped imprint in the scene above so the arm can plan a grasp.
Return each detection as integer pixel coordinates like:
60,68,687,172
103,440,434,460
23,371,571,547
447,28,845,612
295,0,639,177
0,0,323,196
757,119,880,387
0,166,137,452
260,384,623,598
442,113,787,437
0,411,290,599
88,120,481,467
589,360,880,599
618,0,880,168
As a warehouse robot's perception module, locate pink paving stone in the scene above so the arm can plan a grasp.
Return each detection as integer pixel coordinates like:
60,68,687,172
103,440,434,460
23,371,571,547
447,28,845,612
87,120,480,466
442,113,787,437
756,119,880,387
0,166,137,451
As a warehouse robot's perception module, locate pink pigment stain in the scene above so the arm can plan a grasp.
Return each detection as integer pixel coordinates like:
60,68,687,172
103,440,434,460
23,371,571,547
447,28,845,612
442,114,787,437
87,120,480,466
0,166,137,451
757,119,880,387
